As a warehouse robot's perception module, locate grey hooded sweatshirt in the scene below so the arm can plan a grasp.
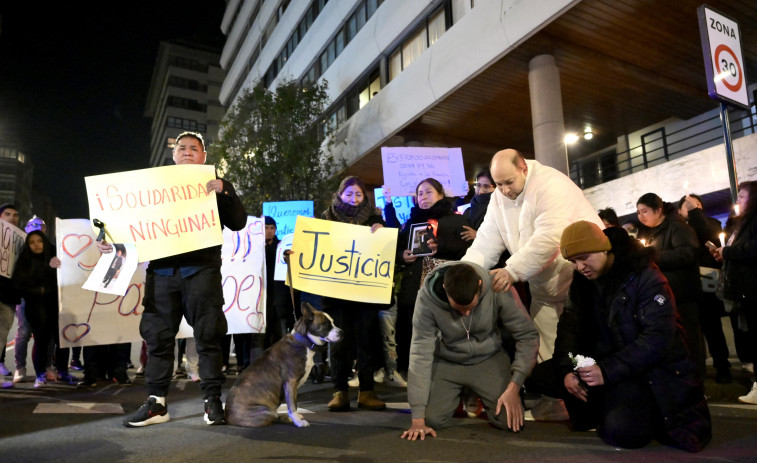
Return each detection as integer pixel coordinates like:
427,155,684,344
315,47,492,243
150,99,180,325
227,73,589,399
408,261,539,419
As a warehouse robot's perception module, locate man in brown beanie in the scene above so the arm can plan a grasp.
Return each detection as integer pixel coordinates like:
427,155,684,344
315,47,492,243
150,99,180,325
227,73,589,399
525,220,711,452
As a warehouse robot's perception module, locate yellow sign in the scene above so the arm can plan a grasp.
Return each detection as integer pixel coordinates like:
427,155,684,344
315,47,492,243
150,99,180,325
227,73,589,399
85,165,221,262
291,217,397,304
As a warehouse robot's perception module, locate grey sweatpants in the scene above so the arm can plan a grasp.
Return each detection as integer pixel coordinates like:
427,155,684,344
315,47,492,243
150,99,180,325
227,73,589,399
426,350,514,430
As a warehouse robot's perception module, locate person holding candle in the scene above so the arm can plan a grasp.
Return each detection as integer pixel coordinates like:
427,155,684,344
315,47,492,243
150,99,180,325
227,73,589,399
710,181,757,404
525,221,711,451
636,193,705,376
678,194,732,383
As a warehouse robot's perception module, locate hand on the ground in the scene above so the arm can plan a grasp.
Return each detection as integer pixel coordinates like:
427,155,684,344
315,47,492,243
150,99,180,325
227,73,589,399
371,223,384,233
460,226,476,241
576,364,604,387
495,382,523,432
49,257,62,268
206,179,223,194
564,373,588,402
97,240,113,254
400,418,436,441
489,268,514,292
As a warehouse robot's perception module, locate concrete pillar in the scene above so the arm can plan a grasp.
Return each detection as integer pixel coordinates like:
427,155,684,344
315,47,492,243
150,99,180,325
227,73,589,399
528,55,568,174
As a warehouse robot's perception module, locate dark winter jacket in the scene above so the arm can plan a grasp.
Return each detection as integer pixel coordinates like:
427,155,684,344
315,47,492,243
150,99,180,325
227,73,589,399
638,212,701,304
686,208,723,269
462,192,492,230
554,228,711,452
396,198,471,309
721,213,757,303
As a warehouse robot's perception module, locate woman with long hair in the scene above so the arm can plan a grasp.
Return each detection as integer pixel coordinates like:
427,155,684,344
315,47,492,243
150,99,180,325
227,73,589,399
711,181,757,404
13,231,76,387
636,193,704,375
395,178,472,374
321,176,388,412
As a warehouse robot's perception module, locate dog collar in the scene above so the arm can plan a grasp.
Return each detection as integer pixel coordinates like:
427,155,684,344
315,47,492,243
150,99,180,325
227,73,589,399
293,332,317,350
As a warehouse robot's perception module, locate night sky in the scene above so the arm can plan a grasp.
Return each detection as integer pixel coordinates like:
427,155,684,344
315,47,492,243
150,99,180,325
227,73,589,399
0,2,226,219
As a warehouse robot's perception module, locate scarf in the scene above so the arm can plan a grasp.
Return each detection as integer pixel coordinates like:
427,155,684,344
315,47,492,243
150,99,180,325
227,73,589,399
323,194,377,225
407,197,453,224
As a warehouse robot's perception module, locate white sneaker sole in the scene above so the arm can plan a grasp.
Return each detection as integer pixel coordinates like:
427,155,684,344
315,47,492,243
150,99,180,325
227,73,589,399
125,412,171,427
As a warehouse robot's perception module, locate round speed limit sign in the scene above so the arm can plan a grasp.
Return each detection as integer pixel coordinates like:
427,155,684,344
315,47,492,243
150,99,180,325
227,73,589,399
714,44,743,93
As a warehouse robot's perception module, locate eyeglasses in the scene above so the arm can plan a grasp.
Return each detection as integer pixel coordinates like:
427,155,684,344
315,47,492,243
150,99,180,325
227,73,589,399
473,183,494,190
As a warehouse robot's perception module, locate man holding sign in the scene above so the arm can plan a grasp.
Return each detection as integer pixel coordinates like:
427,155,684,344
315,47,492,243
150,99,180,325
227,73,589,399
99,132,247,427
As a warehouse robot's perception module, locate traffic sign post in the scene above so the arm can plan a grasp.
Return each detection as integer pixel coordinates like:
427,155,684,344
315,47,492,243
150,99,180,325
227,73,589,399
698,4,750,203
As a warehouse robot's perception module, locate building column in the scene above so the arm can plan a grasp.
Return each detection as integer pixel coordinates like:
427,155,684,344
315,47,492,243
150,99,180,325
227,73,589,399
528,54,568,174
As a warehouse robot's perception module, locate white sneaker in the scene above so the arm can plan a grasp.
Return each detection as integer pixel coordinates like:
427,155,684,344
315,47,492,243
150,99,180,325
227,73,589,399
738,382,757,405
348,375,360,388
373,368,386,384
188,373,201,382
13,367,26,383
386,372,407,388
0,364,10,376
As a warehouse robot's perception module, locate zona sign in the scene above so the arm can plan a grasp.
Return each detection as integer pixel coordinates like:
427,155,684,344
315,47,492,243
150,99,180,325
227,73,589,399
697,5,749,109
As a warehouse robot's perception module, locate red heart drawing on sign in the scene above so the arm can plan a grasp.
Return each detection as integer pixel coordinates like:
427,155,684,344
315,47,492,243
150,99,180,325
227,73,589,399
62,323,91,343
62,234,93,258
246,312,265,332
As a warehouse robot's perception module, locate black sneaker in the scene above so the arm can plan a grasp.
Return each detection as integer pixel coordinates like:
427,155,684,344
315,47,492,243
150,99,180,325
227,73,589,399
113,373,132,386
203,396,225,425
57,372,78,386
77,377,97,388
123,397,170,427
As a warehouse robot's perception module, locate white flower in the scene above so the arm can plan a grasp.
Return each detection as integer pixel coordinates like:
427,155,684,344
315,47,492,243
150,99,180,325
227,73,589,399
568,352,596,370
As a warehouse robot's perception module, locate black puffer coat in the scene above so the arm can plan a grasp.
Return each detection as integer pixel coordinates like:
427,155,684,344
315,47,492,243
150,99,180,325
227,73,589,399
721,213,757,303
554,228,711,452
638,212,701,304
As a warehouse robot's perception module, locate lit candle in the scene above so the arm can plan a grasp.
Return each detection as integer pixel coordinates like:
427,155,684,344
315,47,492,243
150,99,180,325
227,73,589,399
683,180,690,196
719,232,725,246
640,239,646,247
735,204,740,216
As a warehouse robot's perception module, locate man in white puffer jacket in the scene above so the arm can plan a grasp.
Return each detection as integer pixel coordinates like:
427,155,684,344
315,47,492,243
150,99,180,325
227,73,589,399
462,149,603,363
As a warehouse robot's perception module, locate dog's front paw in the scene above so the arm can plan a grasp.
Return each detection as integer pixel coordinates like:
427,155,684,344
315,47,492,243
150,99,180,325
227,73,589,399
291,413,310,427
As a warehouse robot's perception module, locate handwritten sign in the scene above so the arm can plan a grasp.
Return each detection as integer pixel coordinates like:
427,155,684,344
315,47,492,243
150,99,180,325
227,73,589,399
57,218,153,347
85,165,221,262
56,217,263,347
274,233,293,281
221,216,267,334
262,201,314,239
381,147,467,197
0,218,26,278
290,217,397,304
373,188,414,226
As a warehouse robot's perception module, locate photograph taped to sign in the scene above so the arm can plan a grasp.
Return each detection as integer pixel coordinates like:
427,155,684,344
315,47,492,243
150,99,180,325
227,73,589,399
698,5,749,108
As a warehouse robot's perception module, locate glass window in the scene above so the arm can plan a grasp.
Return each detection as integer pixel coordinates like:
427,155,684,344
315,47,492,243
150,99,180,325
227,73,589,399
367,0,378,17
358,86,370,109
368,74,380,98
428,8,446,46
326,40,336,66
335,28,345,55
356,4,366,29
347,15,357,41
319,51,329,75
389,48,402,81
402,27,427,71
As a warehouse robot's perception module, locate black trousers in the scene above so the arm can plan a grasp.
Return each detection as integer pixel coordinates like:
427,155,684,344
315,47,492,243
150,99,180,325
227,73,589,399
24,302,69,377
323,298,381,392
526,359,666,449
140,267,228,399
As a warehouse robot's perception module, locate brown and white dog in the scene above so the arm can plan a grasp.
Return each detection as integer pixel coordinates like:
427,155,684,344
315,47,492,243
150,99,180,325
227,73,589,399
225,302,342,427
